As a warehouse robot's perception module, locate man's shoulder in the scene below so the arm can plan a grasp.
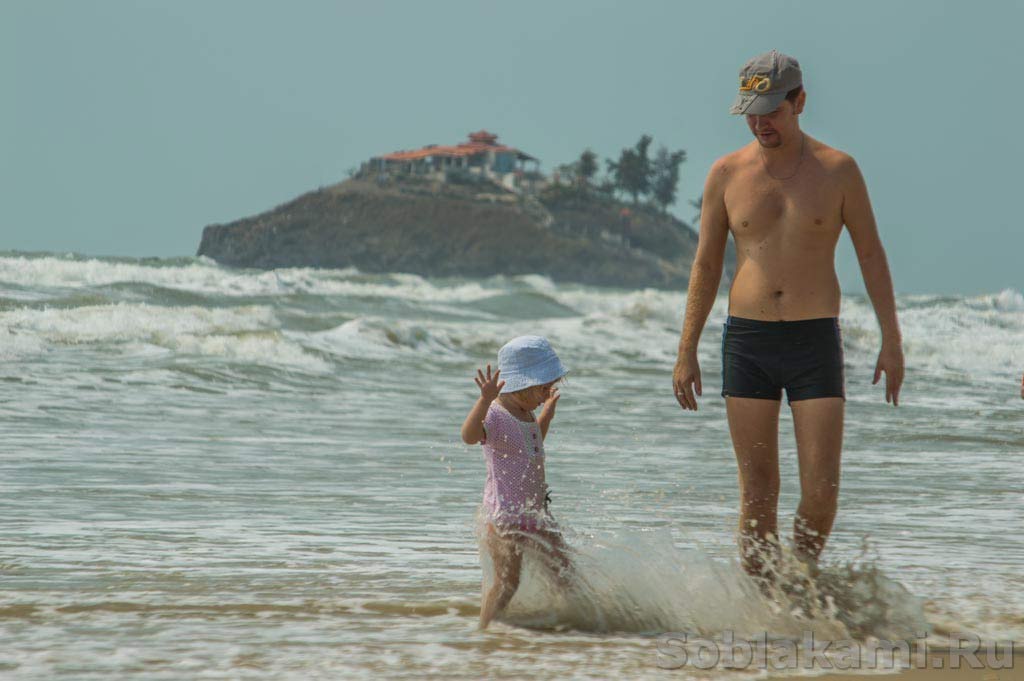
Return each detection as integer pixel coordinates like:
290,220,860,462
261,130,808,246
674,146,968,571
707,146,756,189
711,145,756,173
810,138,859,175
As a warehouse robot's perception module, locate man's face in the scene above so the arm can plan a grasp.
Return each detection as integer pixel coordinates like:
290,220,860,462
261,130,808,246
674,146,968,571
745,93,803,148
745,102,794,148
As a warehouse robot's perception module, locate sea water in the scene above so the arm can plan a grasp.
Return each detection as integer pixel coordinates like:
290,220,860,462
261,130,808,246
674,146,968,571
0,252,1021,678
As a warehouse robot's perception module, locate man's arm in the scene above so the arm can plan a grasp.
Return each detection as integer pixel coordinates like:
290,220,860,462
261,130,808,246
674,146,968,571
840,156,904,406
673,159,731,411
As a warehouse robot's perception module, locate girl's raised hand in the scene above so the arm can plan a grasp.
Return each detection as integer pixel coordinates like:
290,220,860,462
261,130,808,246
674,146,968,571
540,386,560,418
475,364,505,401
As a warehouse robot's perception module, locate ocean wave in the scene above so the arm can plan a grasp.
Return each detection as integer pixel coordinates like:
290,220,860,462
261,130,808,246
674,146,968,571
1,302,277,343
0,254,552,304
290,287,1023,381
0,326,46,360
992,288,1024,312
304,318,471,362
0,303,329,372
0,254,284,296
838,294,1024,380
3,253,1021,381
176,332,330,373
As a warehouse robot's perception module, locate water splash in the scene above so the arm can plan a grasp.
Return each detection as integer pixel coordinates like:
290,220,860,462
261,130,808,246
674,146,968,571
478,522,926,644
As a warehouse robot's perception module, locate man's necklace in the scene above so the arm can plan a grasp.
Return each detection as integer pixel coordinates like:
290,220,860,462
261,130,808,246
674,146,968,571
760,133,806,181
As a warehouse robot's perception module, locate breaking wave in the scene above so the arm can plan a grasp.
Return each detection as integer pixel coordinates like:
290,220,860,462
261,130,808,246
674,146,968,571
2,252,1021,385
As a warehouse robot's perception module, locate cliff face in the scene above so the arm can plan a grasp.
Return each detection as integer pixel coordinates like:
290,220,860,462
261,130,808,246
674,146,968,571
197,177,721,290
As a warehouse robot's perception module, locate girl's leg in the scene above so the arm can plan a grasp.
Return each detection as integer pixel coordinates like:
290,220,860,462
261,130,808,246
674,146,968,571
526,526,575,588
479,524,523,629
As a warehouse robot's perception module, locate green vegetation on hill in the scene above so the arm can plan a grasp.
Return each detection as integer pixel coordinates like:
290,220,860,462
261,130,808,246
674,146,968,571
555,135,688,214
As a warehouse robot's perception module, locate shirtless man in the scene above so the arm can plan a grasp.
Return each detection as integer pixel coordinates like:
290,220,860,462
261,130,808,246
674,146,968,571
672,50,904,578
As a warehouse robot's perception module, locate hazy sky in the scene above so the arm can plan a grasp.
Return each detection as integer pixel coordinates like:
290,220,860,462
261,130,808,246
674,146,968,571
4,0,1022,294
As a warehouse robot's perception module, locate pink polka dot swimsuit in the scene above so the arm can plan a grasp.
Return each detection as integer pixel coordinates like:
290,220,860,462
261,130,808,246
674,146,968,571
481,401,549,531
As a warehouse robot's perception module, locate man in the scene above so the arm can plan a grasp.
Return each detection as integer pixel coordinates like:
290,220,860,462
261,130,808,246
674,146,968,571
672,50,904,578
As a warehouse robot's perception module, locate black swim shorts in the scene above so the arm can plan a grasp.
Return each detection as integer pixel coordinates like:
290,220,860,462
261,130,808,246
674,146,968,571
721,316,845,403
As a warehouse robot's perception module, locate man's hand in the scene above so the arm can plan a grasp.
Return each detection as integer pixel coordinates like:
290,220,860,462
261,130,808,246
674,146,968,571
873,343,904,406
474,364,504,402
673,352,702,411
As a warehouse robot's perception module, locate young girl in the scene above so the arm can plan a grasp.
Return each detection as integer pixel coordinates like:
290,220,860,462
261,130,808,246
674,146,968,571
460,335,575,629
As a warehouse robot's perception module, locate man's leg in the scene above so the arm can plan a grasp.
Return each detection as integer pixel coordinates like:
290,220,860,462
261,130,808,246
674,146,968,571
726,396,781,577
790,397,844,564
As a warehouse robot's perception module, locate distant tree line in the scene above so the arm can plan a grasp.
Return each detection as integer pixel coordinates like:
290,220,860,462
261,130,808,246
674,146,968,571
554,135,687,214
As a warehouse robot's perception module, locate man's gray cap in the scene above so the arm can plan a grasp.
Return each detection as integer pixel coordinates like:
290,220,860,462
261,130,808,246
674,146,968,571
729,50,802,115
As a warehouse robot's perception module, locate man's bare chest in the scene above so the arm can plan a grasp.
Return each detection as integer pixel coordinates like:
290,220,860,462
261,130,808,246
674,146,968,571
724,173,843,241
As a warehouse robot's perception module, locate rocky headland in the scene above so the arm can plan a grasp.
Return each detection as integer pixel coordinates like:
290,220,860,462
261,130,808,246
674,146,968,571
197,174,729,290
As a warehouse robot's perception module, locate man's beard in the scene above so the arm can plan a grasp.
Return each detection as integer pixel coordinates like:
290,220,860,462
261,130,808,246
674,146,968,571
755,134,782,149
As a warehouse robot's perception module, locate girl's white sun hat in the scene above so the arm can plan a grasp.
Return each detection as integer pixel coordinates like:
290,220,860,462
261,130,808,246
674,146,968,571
497,335,568,394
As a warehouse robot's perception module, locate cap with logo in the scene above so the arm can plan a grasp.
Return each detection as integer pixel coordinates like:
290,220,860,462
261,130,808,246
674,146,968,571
729,49,802,115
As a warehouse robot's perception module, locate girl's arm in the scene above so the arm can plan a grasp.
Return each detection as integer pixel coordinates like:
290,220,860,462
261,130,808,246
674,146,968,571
461,395,492,444
460,365,504,445
537,387,560,440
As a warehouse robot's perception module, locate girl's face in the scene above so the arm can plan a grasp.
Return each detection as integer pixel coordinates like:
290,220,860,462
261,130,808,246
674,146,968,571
512,381,557,411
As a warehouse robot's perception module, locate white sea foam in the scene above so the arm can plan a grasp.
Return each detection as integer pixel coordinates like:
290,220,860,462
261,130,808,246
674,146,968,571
1,303,276,343
0,254,506,302
0,254,285,296
0,326,46,360
0,303,329,371
175,332,330,373
839,293,1024,381
305,317,470,362
993,287,1024,311
3,252,1020,383
293,284,1023,385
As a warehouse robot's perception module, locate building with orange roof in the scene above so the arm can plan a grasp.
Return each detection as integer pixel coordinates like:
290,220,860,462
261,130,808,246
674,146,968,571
366,131,542,193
